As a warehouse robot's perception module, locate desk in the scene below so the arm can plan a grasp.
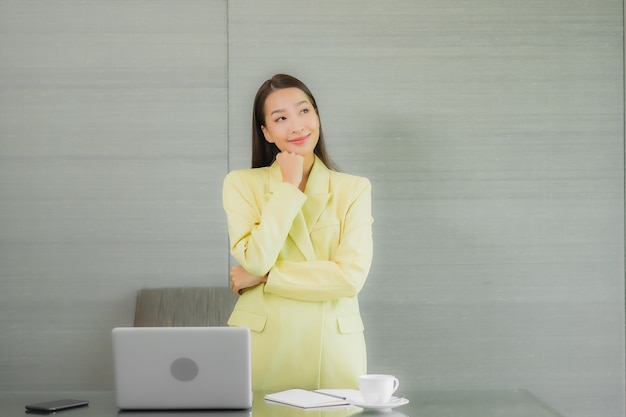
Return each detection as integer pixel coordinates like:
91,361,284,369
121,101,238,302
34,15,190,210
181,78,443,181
0,390,564,417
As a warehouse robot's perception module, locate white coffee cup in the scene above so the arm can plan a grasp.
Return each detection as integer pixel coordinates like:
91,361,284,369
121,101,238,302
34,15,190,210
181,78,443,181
358,374,400,404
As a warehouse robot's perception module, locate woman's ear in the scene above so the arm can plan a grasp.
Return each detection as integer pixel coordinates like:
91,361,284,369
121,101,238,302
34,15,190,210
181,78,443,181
261,125,274,143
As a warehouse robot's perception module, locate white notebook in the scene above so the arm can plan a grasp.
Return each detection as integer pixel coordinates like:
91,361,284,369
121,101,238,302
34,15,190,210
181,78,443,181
264,389,359,409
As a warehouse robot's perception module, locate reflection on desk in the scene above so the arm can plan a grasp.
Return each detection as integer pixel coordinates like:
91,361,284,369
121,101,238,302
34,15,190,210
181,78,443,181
0,389,563,417
118,411,252,417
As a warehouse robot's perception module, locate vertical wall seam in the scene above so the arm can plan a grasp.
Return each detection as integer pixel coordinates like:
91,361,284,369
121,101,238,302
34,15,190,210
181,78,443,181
226,0,230,173
622,0,626,377
225,0,231,285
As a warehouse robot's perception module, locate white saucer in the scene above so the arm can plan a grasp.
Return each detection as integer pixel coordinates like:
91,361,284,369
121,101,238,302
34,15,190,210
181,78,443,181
348,396,409,410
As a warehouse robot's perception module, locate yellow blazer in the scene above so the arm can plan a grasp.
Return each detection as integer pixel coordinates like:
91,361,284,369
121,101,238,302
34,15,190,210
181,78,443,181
223,157,373,391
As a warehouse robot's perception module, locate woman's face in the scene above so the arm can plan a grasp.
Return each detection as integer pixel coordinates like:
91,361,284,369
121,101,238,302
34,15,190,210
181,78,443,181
261,87,320,159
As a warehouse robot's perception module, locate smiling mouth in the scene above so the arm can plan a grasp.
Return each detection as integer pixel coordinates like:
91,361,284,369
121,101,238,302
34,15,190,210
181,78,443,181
289,134,309,144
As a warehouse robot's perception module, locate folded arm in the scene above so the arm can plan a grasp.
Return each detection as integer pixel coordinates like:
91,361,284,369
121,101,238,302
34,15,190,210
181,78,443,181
223,171,373,301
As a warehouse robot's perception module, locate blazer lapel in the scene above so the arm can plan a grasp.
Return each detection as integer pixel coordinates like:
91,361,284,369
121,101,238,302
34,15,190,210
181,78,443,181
302,161,331,231
266,158,331,261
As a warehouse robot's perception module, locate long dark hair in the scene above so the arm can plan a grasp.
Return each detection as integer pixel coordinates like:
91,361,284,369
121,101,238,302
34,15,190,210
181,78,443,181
251,74,338,170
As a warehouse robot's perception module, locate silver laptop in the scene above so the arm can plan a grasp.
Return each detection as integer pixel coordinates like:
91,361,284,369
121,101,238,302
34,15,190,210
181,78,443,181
112,326,252,410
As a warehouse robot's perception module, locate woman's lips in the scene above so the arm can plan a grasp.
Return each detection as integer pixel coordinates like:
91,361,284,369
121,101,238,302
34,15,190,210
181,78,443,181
289,134,309,145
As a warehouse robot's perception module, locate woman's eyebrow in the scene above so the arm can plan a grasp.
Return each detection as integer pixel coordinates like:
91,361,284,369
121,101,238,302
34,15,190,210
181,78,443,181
269,101,309,116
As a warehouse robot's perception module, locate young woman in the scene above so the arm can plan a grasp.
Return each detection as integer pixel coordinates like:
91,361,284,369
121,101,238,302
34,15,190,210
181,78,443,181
223,74,373,391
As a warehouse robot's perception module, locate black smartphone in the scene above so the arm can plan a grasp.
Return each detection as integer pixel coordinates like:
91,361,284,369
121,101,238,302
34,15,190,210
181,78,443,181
25,399,89,413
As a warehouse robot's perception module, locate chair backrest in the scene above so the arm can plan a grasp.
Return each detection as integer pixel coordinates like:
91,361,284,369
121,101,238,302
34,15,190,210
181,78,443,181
134,287,237,327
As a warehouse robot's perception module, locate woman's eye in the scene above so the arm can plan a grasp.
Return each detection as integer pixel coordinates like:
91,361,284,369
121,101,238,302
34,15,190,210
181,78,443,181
301,108,309,114
275,116,286,122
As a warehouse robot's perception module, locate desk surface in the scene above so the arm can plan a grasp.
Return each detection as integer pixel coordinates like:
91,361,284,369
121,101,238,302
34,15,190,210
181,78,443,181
1,390,564,417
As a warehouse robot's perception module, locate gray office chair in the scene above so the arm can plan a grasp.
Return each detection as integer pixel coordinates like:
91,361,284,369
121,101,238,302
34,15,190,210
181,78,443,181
134,287,237,327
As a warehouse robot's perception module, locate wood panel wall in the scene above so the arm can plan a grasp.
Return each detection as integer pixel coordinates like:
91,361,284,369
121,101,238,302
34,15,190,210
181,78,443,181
0,0,228,390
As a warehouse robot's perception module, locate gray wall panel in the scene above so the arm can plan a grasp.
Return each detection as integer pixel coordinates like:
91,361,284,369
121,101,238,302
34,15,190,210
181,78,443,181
0,1,623,416
0,0,228,390
229,1,623,417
